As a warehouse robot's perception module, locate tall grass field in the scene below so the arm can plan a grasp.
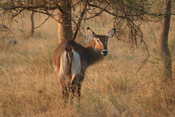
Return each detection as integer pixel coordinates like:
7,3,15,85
0,14,175,117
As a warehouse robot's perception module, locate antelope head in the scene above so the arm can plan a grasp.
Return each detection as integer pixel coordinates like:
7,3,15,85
86,27,116,56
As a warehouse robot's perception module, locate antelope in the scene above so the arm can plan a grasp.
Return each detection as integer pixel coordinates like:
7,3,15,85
53,27,116,103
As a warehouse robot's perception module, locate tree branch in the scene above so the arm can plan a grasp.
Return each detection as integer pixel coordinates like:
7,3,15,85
85,3,109,20
88,2,175,19
72,0,89,41
34,16,50,29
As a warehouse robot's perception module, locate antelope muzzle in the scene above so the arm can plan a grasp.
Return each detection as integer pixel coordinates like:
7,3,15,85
101,49,108,56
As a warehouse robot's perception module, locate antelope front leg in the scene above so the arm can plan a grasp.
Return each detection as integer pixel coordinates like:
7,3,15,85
60,77,71,104
62,86,70,104
71,75,84,103
76,84,81,103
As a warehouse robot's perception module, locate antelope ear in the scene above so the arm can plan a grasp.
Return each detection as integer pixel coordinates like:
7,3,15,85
85,27,95,43
107,28,116,38
86,27,95,36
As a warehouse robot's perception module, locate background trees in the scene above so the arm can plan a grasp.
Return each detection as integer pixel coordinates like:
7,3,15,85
0,0,174,79
160,0,172,80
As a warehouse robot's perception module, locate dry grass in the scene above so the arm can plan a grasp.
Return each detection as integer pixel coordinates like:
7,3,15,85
0,14,175,117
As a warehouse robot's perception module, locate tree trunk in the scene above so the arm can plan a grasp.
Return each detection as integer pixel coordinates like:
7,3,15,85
30,11,35,36
160,0,172,80
57,0,73,42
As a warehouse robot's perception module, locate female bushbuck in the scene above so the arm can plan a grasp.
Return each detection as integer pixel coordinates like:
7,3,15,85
53,27,116,103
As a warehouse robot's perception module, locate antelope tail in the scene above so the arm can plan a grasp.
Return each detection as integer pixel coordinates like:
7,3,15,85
59,48,73,76
59,47,81,84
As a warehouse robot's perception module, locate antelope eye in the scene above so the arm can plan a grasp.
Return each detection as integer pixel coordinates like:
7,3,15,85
96,39,100,42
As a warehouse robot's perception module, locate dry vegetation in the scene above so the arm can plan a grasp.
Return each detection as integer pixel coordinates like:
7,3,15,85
0,13,175,117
